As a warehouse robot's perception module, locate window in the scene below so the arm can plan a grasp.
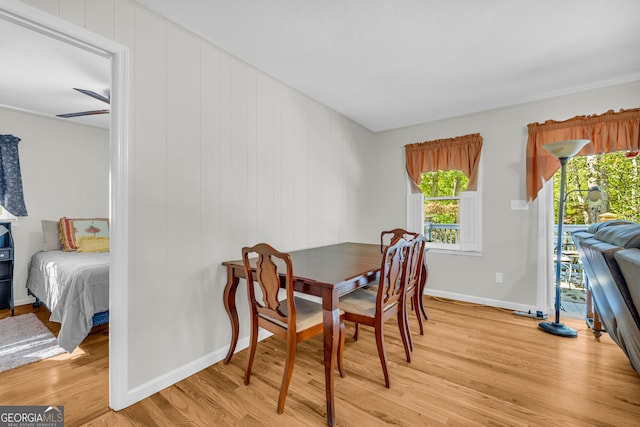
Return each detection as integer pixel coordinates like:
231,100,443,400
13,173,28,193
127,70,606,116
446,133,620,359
555,150,640,225
408,170,481,253
423,169,465,246
405,134,483,253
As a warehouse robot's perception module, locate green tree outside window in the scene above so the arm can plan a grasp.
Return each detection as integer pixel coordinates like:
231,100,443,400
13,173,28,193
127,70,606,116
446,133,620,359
420,170,469,224
555,151,640,224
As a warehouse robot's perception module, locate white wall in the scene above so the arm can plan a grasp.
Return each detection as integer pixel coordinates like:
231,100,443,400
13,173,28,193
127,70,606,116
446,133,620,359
0,106,109,305
18,0,375,398
126,5,374,390
373,80,640,309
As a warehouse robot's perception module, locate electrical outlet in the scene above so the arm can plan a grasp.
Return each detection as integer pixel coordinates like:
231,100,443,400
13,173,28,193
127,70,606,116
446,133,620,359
514,310,549,320
495,272,503,283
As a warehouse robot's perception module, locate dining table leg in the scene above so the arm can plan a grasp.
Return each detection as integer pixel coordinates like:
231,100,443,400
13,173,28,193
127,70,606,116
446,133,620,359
223,266,240,364
322,288,340,427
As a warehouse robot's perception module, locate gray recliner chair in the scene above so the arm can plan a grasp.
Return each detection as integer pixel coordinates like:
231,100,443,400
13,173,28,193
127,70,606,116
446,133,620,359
573,221,640,374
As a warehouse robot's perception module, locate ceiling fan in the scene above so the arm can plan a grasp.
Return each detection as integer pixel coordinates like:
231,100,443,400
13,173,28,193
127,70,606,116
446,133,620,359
56,87,110,118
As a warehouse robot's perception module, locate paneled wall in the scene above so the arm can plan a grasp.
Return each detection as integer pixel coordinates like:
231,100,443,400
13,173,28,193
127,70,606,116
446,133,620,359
127,5,374,387
18,0,375,398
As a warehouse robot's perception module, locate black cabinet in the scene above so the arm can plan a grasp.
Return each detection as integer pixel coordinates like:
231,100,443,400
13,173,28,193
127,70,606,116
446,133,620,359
0,222,14,316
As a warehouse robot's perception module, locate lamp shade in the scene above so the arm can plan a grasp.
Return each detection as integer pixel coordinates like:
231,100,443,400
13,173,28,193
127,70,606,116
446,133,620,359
586,187,604,207
543,139,590,159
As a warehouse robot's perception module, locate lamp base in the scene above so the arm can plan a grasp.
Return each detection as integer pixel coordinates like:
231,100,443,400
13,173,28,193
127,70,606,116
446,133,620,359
538,321,578,337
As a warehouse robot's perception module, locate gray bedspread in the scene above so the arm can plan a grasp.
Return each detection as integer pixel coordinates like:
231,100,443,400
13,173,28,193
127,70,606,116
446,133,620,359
25,250,109,352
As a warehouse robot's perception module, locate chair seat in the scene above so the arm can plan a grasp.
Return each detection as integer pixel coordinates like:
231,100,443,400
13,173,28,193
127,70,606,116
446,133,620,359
362,278,380,294
340,286,398,317
260,297,340,332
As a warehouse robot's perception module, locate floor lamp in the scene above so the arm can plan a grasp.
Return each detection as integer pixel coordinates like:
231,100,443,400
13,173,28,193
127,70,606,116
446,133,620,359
538,139,590,337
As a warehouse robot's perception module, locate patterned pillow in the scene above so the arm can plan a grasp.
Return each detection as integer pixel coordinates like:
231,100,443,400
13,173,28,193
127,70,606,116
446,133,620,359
59,217,109,251
76,236,110,253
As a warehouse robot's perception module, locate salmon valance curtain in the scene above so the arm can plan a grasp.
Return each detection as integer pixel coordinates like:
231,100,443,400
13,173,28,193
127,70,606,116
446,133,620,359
405,133,483,193
526,108,640,202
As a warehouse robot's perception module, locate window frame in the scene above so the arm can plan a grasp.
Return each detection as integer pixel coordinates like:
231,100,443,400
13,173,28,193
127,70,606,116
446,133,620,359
407,159,483,255
422,195,462,250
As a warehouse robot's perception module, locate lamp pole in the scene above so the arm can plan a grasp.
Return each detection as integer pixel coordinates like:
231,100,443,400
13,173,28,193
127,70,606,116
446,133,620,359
538,156,578,336
538,139,591,337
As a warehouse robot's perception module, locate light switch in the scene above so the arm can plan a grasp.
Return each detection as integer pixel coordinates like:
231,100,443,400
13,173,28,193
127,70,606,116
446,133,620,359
511,200,528,210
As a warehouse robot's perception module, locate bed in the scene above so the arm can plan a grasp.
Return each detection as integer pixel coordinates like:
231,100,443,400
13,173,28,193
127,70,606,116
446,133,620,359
26,218,110,352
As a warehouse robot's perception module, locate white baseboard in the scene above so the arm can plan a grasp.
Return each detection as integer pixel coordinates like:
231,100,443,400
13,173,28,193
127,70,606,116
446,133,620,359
14,296,35,307
125,329,272,407
424,288,540,314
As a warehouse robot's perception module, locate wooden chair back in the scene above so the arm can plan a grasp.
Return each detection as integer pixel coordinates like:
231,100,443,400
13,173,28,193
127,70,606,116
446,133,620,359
381,229,430,322
376,237,411,312
380,228,419,253
399,235,428,355
403,235,427,296
242,243,295,337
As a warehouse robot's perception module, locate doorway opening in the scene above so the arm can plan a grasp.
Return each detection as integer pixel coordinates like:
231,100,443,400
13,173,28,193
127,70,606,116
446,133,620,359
0,1,129,411
552,150,640,318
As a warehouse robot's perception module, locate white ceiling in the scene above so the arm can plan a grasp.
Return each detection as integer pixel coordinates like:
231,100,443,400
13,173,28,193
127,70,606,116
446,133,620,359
140,0,640,131
0,17,111,129
2,0,640,132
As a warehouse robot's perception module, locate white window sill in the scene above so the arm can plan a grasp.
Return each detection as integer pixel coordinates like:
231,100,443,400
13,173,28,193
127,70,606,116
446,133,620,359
426,247,483,256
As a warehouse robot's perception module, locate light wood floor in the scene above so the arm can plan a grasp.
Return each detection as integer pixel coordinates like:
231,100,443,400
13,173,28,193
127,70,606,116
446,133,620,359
2,297,639,426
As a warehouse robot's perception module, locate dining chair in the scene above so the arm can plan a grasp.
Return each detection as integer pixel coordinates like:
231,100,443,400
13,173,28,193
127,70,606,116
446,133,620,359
242,243,345,414
359,228,420,299
399,235,428,355
370,228,429,328
361,232,428,357
339,238,412,388
371,234,427,356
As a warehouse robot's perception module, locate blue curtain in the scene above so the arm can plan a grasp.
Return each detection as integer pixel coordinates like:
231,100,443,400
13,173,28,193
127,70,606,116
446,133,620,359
0,134,28,216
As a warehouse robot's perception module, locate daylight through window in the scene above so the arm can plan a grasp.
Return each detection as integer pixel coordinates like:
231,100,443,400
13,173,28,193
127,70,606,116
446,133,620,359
421,170,468,246
555,151,640,225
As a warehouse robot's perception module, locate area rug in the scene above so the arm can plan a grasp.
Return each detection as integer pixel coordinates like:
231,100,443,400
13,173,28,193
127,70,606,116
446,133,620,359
0,313,65,374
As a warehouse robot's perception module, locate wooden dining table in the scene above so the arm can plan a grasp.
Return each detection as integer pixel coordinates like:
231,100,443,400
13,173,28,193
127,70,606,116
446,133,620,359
221,242,383,426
